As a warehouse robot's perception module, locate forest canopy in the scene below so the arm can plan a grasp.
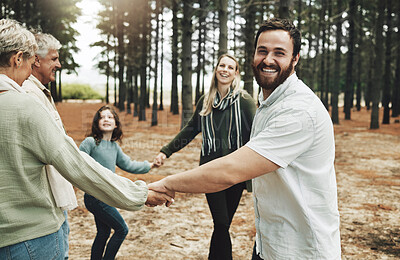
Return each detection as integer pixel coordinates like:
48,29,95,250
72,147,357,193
1,0,399,128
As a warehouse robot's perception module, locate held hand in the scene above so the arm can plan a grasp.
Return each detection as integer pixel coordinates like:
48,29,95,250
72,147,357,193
148,179,175,207
145,190,174,207
153,152,167,167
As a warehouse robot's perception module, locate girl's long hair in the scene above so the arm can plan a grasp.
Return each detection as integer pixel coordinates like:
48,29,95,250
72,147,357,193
89,105,123,145
200,54,241,116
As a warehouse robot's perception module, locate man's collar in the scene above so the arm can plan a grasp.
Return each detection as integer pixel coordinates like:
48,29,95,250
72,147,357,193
28,75,47,90
258,72,298,107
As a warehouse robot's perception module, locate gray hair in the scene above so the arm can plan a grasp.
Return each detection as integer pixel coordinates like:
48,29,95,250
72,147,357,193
0,19,37,67
34,33,61,58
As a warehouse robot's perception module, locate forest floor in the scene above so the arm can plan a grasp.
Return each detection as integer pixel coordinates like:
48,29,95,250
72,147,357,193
57,101,400,259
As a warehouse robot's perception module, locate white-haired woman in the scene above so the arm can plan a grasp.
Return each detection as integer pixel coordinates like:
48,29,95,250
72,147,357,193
154,54,257,260
0,19,172,259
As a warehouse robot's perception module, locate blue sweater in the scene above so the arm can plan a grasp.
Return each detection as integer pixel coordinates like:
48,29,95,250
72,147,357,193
79,137,151,174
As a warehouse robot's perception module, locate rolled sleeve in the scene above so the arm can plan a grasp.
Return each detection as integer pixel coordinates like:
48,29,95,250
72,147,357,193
27,103,148,211
246,110,315,168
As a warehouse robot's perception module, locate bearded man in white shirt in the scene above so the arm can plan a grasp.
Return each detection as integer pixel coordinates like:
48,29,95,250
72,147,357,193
150,18,341,260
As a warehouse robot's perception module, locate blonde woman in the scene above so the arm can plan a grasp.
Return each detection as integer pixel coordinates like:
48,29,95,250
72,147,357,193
154,54,256,260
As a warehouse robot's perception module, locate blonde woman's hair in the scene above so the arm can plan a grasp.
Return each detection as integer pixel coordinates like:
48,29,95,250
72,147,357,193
0,19,37,67
200,54,242,116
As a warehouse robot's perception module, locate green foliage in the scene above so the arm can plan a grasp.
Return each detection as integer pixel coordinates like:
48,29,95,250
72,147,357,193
0,0,81,75
62,83,103,100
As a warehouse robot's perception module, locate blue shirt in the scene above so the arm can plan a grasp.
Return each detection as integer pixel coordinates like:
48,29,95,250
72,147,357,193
79,137,151,174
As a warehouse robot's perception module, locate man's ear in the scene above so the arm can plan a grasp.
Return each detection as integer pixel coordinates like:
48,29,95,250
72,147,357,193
292,53,300,67
34,55,41,68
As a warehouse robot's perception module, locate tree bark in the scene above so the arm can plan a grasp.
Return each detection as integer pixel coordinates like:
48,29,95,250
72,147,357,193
279,0,292,19
344,0,356,120
382,0,392,124
170,0,179,115
218,0,228,56
181,0,193,128
139,1,150,121
243,2,255,97
152,0,161,126
116,1,126,112
195,0,206,104
331,0,342,124
370,0,385,129
392,2,400,118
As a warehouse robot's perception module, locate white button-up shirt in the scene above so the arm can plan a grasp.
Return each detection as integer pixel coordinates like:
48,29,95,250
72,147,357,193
246,73,341,259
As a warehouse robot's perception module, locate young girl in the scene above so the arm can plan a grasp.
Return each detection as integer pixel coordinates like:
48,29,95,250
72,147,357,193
154,54,257,259
80,105,154,260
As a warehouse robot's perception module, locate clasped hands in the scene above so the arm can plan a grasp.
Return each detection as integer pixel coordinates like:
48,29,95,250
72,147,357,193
145,152,174,207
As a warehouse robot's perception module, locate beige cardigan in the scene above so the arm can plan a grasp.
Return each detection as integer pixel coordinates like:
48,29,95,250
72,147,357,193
0,86,148,248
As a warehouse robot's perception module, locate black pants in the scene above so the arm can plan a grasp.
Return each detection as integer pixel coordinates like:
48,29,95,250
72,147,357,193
206,182,245,260
252,243,263,260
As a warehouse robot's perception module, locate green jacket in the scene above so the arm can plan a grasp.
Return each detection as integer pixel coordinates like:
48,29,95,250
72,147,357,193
161,92,257,191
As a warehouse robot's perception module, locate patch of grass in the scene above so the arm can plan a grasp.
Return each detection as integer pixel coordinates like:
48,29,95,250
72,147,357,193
62,83,103,100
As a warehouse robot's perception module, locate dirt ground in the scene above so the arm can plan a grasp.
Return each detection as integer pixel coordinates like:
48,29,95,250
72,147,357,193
57,101,400,259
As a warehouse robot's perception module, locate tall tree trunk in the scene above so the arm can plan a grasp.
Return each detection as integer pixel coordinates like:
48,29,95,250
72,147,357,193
106,73,110,104
279,0,292,19
323,0,332,110
159,0,164,111
296,0,303,78
152,0,161,126
313,3,322,93
139,1,150,121
126,67,132,114
112,0,118,106
243,2,255,97
134,74,139,117
170,0,179,115
355,0,362,111
297,0,302,32
212,11,218,68
50,81,57,102
320,1,327,108
195,0,206,104
331,0,342,124
58,70,62,101
370,0,385,129
344,0,356,120
218,0,228,56
105,35,110,104
181,0,193,128
232,0,238,53
392,2,400,118
306,0,314,89
116,1,126,112
365,53,374,110
382,0,392,124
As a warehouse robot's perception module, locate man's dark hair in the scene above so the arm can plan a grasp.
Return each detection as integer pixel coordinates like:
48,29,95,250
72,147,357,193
254,18,301,57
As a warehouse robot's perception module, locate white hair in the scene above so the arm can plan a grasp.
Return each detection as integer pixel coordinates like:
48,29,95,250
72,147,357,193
0,19,37,67
34,33,61,58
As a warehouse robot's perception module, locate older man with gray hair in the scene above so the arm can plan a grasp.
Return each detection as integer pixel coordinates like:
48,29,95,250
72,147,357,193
22,32,77,260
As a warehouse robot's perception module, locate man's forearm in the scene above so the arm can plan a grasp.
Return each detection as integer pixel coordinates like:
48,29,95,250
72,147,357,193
161,146,279,194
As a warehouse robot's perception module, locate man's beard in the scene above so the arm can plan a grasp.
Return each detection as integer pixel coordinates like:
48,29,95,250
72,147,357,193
252,59,295,91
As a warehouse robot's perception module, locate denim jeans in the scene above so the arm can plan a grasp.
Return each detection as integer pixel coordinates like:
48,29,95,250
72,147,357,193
0,225,65,260
206,182,245,260
84,193,129,260
61,210,70,260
